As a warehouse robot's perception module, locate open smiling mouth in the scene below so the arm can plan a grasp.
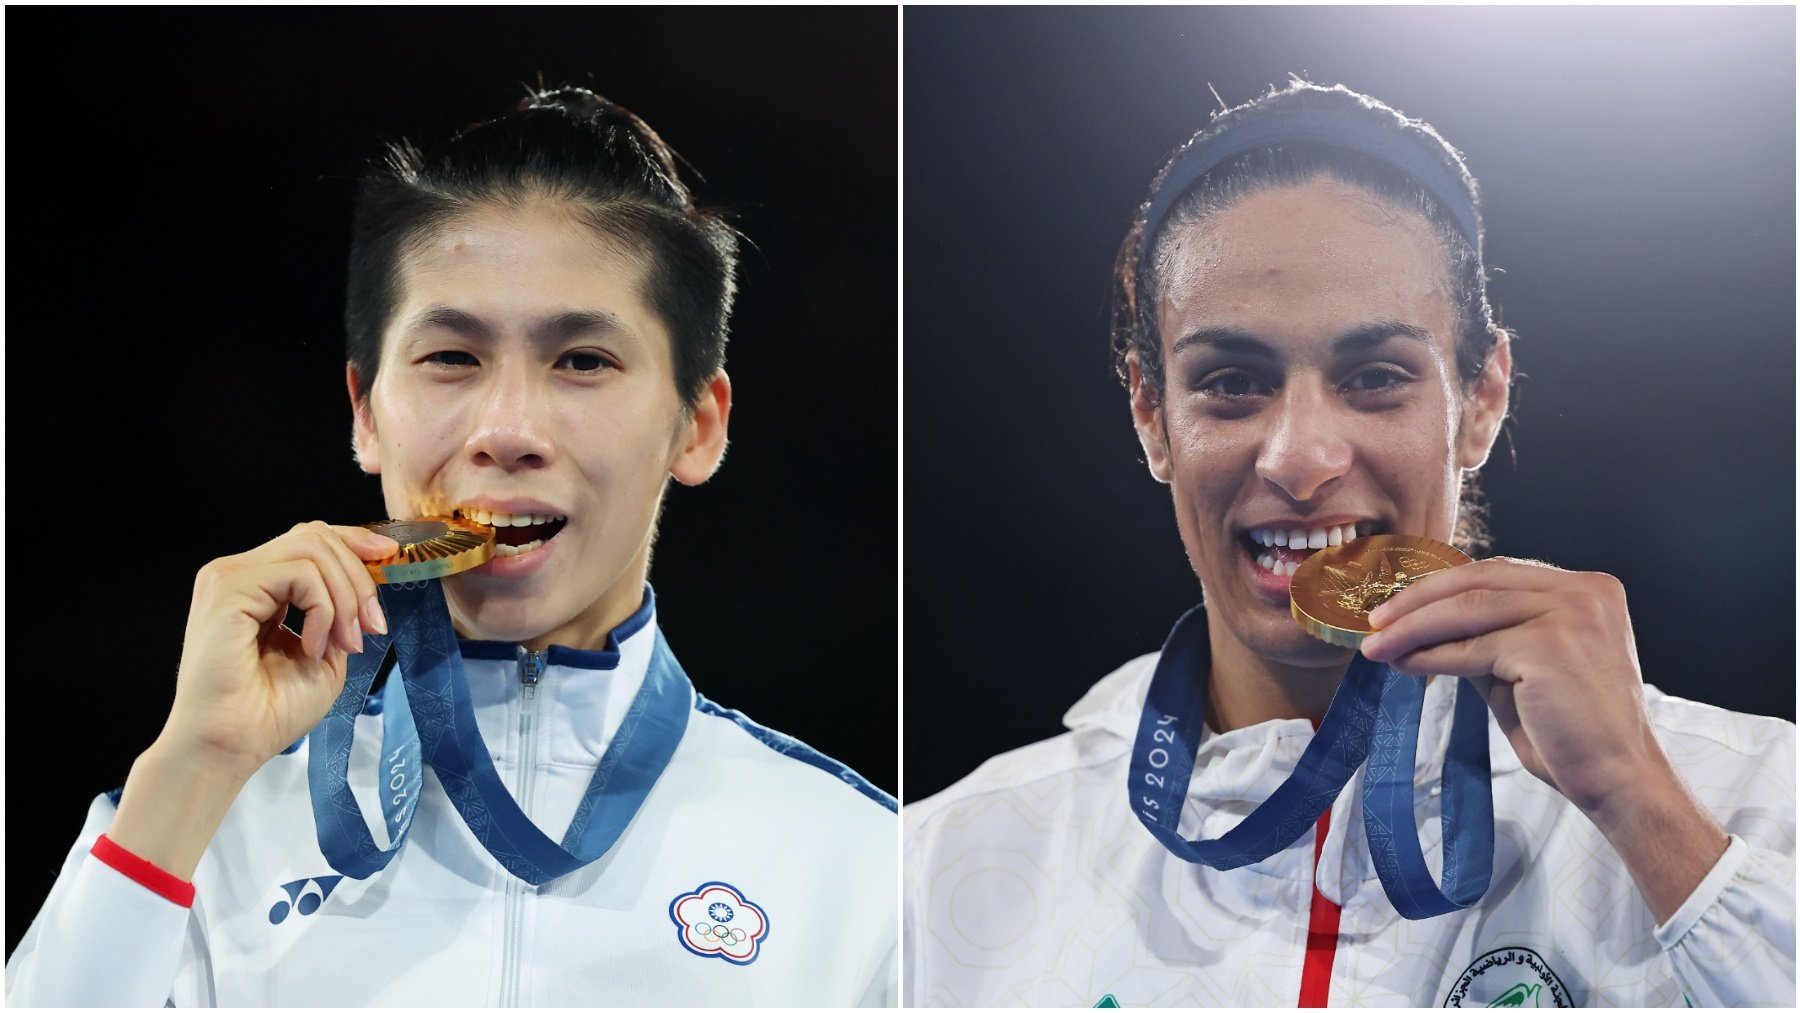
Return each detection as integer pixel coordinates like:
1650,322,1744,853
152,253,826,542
451,507,569,558
1238,520,1389,577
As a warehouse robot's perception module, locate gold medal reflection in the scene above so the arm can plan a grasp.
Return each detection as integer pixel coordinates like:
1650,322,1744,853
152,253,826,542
362,517,496,584
1290,534,1470,648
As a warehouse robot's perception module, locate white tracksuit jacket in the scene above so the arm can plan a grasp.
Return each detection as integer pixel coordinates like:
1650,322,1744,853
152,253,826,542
8,606,898,1007
905,652,1794,1007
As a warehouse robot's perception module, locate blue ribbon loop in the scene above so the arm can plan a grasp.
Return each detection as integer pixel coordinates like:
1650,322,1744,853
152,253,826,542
307,580,689,886
1362,665,1494,918
1129,605,1493,919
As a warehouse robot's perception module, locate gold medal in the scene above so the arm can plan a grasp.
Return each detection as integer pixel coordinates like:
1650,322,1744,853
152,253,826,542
1290,534,1470,648
363,517,495,584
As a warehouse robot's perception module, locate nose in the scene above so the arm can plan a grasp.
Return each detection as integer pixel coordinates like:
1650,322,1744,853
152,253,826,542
1254,381,1352,503
465,357,553,472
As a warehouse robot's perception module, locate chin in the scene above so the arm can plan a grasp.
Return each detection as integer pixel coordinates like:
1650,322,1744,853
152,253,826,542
1210,588,1354,669
442,589,559,644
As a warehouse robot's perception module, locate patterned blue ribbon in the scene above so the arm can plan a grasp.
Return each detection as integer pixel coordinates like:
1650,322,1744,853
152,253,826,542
1129,605,1492,919
1361,662,1494,918
307,580,690,886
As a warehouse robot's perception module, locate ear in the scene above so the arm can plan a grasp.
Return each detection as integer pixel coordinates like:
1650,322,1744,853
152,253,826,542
1128,354,1173,484
1456,334,1512,471
670,370,732,486
347,364,381,475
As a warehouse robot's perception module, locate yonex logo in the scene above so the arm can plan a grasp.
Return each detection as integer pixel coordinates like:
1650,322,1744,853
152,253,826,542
268,876,344,924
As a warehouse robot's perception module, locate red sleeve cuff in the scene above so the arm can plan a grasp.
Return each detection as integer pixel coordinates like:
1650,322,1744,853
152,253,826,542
91,833,196,908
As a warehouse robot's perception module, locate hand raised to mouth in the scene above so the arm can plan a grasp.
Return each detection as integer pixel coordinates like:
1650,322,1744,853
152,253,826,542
1358,556,1732,925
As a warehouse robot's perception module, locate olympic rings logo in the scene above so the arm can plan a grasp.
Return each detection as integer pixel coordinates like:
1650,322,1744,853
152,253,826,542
692,923,748,945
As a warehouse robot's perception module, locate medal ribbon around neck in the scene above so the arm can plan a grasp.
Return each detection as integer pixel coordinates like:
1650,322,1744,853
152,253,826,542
307,578,690,886
1128,604,1493,919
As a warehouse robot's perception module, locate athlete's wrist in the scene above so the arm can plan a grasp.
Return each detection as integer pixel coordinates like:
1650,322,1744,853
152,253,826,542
1582,756,1729,925
109,738,252,881
1577,737,1685,833
153,712,285,784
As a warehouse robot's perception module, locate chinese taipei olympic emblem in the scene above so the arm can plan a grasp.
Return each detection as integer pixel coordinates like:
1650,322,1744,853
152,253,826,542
670,881,769,965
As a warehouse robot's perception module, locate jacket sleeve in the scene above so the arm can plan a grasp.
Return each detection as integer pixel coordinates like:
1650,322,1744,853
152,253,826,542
1656,836,1795,1006
1654,714,1797,1007
5,793,214,1008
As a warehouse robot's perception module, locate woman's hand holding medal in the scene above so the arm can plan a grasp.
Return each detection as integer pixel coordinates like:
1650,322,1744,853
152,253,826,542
1358,556,1730,923
1358,557,1646,810
165,521,399,776
109,522,397,880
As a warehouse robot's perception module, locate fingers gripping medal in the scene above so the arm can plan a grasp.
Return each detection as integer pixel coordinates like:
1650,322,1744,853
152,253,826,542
1291,534,1495,920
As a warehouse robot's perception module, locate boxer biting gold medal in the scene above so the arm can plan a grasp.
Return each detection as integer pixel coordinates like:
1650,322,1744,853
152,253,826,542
1290,534,1471,648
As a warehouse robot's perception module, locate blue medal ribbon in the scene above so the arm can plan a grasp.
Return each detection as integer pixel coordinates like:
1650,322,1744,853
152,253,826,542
1361,664,1494,918
307,580,690,886
1129,605,1493,918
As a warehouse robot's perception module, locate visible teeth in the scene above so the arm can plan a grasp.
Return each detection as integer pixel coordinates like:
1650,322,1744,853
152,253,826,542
1258,553,1274,571
494,538,544,558
1285,560,1299,576
1248,521,1377,551
465,510,564,527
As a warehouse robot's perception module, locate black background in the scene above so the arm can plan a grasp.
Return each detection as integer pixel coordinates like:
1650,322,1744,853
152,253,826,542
905,8,1796,799
7,8,896,956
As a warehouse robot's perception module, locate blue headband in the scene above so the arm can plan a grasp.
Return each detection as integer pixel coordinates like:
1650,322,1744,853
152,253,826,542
1140,105,1481,262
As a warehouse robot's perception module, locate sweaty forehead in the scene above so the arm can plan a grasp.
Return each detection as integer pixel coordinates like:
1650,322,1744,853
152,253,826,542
1155,178,1456,347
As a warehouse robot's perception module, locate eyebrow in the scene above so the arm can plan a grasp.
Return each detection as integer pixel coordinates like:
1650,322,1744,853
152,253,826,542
403,305,631,345
1169,321,1433,358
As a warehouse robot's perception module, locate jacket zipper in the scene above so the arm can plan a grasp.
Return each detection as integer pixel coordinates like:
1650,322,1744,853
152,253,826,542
501,649,543,1008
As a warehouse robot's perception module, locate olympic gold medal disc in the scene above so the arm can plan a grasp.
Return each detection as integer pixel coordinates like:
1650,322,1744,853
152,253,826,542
1290,534,1471,648
363,517,496,584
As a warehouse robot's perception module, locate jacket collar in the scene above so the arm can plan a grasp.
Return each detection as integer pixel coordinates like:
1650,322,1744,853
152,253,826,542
454,584,657,669
1061,606,1524,782
382,585,665,765
1068,606,1521,893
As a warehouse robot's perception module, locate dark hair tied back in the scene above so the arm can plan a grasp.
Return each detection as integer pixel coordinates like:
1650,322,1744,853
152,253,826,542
345,84,738,412
1111,80,1514,556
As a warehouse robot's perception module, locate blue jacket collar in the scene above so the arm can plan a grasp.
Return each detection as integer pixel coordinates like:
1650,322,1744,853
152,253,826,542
452,584,656,671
